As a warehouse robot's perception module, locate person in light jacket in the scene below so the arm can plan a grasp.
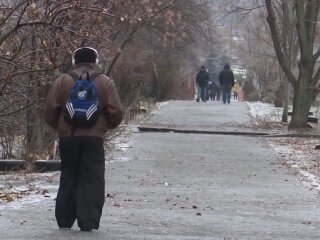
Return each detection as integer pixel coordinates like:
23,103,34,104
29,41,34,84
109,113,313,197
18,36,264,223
233,80,240,100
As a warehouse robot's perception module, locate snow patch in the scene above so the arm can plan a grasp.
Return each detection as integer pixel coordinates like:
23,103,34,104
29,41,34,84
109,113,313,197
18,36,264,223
107,157,131,164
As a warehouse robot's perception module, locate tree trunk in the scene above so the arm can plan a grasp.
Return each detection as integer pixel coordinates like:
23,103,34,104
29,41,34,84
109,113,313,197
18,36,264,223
266,0,320,128
25,31,44,170
282,79,289,123
289,76,314,128
274,73,284,107
151,62,159,99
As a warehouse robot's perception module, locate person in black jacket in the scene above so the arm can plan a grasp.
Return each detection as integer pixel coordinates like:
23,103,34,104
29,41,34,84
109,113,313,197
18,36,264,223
195,65,209,102
219,63,235,104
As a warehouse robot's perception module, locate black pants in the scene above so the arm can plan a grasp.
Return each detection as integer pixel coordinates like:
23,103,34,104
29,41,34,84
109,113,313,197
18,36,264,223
56,137,105,230
222,84,232,103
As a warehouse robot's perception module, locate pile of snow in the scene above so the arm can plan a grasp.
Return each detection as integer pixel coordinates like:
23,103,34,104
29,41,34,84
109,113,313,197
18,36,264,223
247,101,284,122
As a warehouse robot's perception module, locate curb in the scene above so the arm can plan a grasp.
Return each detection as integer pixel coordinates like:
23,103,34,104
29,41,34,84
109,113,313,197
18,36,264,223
264,133,320,138
137,125,320,138
0,160,60,172
137,125,270,136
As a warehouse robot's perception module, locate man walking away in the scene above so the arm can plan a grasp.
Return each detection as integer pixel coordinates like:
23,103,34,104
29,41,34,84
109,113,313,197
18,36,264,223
195,65,209,102
219,63,235,104
43,47,124,232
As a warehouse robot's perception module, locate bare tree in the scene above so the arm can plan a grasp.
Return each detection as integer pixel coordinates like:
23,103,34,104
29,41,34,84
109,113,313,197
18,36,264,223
266,0,320,128
0,0,114,164
0,0,217,165
106,0,215,101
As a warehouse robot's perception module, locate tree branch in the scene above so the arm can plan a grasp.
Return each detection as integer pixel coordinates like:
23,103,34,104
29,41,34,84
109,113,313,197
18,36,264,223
265,0,297,88
295,0,311,59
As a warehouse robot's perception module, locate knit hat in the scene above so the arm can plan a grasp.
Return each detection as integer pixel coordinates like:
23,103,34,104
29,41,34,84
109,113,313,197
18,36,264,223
224,63,230,69
72,47,99,65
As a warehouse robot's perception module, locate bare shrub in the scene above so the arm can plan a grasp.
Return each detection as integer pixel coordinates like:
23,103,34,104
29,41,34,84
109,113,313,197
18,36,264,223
0,128,14,159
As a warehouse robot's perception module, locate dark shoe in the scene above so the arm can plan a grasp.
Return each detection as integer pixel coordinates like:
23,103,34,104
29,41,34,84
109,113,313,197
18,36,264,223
59,228,71,230
196,98,199,102
80,227,92,232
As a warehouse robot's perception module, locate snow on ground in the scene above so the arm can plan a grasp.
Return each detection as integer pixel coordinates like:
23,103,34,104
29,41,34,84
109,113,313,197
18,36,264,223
269,138,320,191
0,123,137,209
247,101,320,193
248,101,284,122
0,171,60,209
0,101,319,208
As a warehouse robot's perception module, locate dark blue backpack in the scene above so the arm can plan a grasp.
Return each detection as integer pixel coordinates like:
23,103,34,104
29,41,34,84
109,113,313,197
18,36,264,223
64,71,101,128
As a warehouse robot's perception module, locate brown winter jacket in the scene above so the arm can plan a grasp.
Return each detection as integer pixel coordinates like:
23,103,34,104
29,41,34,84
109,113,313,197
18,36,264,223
43,63,124,139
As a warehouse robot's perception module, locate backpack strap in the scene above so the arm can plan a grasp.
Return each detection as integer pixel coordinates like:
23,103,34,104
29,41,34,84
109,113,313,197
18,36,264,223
67,71,102,82
80,71,90,80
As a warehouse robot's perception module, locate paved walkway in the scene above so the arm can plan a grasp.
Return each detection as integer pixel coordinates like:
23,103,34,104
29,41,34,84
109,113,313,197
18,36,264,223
1,100,320,239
